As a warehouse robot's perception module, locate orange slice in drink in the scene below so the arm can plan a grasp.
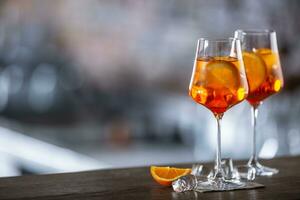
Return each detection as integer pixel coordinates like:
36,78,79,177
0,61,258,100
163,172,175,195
242,52,267,92
150,166,191,186
255,48,279,73
206,59,240,92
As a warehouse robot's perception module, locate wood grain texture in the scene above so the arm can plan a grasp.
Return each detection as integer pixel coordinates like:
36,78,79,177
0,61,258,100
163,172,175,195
0,156,299,200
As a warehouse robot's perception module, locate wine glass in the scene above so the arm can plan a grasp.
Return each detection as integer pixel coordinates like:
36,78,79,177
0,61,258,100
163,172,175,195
234,29,284,176
189,38,249,190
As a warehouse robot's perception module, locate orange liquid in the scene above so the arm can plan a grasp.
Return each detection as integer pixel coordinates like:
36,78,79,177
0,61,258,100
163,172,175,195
189,57,248,115
243,48,284,106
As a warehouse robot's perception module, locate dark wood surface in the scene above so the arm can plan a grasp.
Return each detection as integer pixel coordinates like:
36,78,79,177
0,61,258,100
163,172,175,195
0,156,300,200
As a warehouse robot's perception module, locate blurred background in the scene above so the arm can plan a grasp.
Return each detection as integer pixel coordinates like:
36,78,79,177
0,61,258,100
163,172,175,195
0,0,299,177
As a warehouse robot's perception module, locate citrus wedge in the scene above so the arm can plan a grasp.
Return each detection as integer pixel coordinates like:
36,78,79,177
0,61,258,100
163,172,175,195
242,51,267,92
150,166,191,186
206,60,240,92
255,48,279,73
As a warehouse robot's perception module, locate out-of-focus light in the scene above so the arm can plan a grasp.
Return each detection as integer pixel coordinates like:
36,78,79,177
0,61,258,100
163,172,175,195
288,129,300,155
0,126,109,174
0,153,20,177
259,138,278,159
28,63,57,112
0,71,10,111
4,64,24,94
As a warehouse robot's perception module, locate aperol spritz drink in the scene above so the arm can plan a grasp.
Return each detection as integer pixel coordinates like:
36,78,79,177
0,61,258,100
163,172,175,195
190,56,247,114
189,38,249,191
243,48,283,105
235,30,284,176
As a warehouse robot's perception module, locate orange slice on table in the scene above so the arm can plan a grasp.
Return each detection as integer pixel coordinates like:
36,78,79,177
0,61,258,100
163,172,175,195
242,51,267,92
205,59,240,92
150,166,191,186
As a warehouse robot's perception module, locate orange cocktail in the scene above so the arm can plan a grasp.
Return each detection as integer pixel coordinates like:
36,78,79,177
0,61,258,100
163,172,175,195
243,48,284,106
189,56,247,115
188,38,249,191
235,29,284,176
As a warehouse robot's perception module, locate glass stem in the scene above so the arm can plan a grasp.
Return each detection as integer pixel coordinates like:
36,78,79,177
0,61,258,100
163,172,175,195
214,113,224,179
251,105,259,163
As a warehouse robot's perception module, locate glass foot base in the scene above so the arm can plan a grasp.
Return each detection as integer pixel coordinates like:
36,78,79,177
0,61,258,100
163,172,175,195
248,159,279,176
195,179,246,192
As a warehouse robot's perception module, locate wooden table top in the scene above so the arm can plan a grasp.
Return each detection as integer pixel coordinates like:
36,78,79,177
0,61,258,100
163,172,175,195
0,156,300,200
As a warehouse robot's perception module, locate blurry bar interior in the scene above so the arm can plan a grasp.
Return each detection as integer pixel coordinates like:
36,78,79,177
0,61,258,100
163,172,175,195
0,0,299,177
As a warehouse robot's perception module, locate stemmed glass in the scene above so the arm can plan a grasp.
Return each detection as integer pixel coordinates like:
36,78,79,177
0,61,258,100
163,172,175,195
189,38,249,190
235,30,284,176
